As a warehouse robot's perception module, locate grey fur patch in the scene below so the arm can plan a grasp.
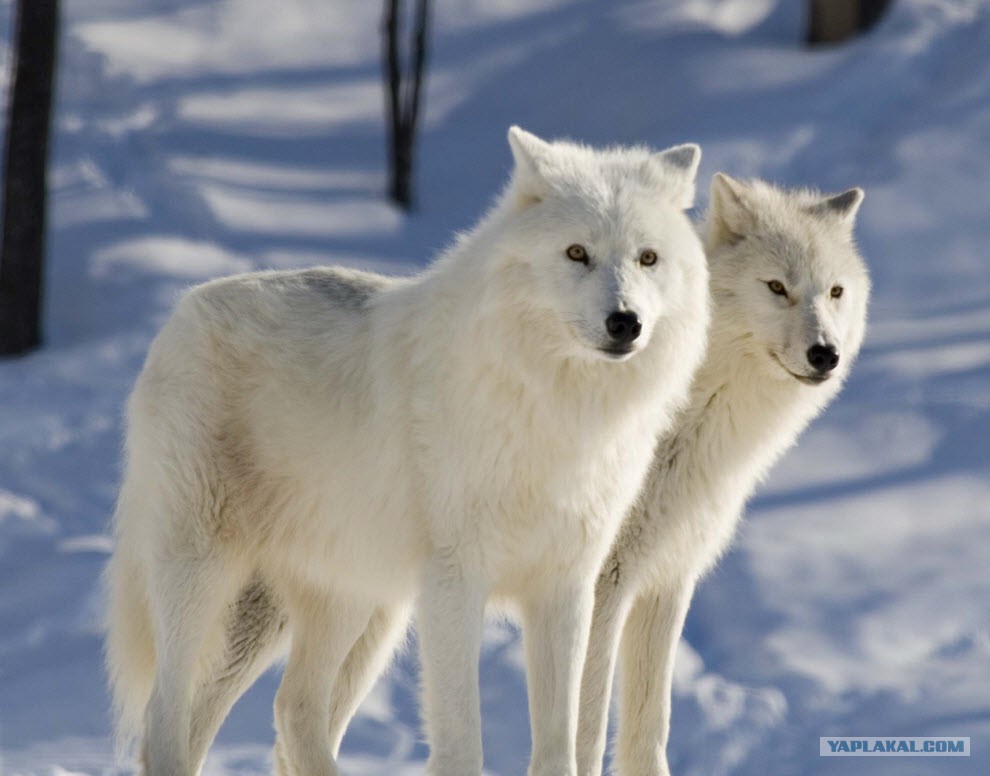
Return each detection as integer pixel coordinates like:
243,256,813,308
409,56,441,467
293,268,389,310
660,144,701,172
216,574,287,683
811,188,864,220
603,553,622,587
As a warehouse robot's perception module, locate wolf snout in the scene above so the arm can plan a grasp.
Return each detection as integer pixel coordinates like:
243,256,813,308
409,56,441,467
806,343,840,373
605,310,642,346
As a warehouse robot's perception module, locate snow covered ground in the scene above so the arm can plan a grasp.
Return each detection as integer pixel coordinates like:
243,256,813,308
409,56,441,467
1,0,989,773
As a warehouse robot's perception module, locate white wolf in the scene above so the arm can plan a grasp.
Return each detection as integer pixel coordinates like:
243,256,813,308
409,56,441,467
105,127,711,776
575,174,870,776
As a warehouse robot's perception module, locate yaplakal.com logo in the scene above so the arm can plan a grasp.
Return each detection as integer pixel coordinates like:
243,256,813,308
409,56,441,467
820,737,970,757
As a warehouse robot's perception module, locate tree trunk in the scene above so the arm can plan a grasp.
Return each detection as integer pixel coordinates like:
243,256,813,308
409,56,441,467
382,0,430,210
808,0,893,45
0,0,59,356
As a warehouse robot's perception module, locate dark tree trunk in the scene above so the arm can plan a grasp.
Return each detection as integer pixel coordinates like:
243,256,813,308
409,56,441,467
0,0,59,356
807,0,893,45
859,0,893,31
382,0,430,210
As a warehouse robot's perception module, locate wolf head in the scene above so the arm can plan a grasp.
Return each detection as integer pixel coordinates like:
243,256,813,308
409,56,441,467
486,127,707,364
705,173,870,388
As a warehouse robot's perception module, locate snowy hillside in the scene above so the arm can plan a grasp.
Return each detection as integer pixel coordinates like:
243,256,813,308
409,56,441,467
2,0,989,774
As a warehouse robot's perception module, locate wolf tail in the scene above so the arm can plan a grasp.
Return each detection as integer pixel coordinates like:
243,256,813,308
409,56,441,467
104,532,156,761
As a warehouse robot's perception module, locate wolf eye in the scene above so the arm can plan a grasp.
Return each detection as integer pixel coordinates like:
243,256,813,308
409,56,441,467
639,249,658,267
767,280,788,297
566,244,589,264
830,285,844,299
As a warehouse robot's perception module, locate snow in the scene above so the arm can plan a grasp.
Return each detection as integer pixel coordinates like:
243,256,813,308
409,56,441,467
2,0,989,773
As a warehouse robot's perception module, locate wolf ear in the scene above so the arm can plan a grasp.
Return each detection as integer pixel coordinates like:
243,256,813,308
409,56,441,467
708,172,756,246
811,187,864,226
652,143,701,210
507,126,555,206
507,125,555,171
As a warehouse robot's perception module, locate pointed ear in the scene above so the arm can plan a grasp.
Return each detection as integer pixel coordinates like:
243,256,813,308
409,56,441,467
708,172,756,246
507,126,554,206
508,126,555,179
652,143,701,209
811,187,864,226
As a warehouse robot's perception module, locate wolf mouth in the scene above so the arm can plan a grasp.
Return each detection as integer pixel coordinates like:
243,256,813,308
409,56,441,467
769,351,830,385
600,345,636,359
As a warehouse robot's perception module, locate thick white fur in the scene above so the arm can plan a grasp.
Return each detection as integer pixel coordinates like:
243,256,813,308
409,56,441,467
104,127,710,776
575,175,871,776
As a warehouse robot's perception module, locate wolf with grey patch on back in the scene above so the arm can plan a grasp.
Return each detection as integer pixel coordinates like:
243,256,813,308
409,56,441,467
104,127,711,776
575,174,870,776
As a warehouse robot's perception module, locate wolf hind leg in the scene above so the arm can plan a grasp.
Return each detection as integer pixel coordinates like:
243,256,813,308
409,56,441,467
142,549,247,776
187,573,291,773
187,580,409,771
327,601,412,756
273,585,373,776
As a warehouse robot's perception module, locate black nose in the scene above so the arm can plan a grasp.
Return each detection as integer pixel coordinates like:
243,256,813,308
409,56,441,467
807,343,840,372
605,311,642,345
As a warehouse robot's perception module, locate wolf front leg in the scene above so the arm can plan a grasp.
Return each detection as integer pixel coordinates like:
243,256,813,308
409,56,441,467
613,582,694,776
521,580,597,776
575,570,637,776
417,552,488,776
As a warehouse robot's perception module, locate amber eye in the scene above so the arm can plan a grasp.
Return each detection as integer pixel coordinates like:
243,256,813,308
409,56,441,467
830,285,844,299
767,280,788,296
639,249,658,267
566,244,589,264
